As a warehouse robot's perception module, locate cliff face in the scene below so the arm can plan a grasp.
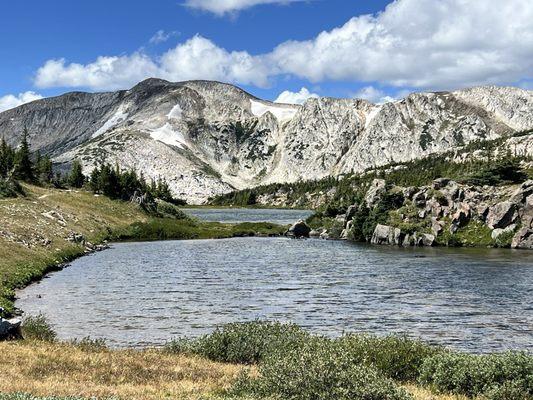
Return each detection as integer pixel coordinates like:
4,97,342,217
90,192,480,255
0,79,532,203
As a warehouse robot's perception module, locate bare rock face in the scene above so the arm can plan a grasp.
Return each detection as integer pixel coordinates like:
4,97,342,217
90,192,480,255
486,202,518,229
512,228,533,250
1,79,532,204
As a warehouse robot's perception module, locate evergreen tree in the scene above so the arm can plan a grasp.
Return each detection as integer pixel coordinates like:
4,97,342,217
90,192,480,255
0,137,15,178
37,154,53,184
14,129,35,182
68,159,85,188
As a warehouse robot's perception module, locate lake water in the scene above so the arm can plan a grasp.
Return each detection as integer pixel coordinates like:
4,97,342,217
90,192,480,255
16,210,533,352
183,207,313,225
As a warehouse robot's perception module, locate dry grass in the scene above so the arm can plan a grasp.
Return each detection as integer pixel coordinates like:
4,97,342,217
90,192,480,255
0,341,244,400
404,384,469,400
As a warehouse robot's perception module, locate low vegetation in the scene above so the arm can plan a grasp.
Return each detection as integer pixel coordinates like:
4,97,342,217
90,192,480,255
1,321,530,400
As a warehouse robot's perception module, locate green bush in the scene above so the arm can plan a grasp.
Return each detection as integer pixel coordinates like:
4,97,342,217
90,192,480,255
482,380,531,400
156,200,188,220
418,352,533,398
166,321,309,364
338,334,443,382
21,314,57,342
234,337,413,400
0,177,24,198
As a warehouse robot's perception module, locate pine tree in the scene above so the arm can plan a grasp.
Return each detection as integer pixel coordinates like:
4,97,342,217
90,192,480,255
14,129,35,182
37,154,53,184
0,137,15,178
68,159,85,188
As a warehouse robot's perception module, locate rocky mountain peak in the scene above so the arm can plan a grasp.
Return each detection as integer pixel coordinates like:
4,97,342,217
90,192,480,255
0,80,531,203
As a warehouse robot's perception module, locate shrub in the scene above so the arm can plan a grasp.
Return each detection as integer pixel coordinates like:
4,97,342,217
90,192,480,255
0,177,24,198
165,321,309,364
482,380,531,400
70,336,108,352
21,314,57,342
156,200,188,220
338,334,443,382
234,337,413,400
418,352,533,398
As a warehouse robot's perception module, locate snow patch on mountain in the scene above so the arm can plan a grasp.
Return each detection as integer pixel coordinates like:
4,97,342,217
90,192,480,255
93,104,129,138
167,104,183,120
150,123,186,148
250,99,298,122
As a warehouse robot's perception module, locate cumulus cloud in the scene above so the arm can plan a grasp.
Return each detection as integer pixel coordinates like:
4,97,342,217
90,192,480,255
33,0,533,92
35,36,270,90
183,0,303,15
274,87,319,104
352,86,395,104
271,0,533,89
0,91,44,113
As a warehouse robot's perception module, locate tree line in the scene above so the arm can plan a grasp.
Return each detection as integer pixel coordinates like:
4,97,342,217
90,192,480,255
0,130,183,204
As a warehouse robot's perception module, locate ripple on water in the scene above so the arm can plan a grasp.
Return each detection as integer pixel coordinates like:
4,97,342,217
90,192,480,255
16,235,533,352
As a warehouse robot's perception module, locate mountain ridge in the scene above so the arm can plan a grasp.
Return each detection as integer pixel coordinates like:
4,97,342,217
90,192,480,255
0,79,532,203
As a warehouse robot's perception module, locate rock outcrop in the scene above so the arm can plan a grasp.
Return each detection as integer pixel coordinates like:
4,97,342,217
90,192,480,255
331,178,533,249
1,79,532,204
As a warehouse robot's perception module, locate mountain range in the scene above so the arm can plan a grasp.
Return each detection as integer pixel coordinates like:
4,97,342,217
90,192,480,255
0,78,531,203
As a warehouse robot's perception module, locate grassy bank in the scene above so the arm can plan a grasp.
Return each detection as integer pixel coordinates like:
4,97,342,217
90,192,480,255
1,321,530,400
0,185,285,316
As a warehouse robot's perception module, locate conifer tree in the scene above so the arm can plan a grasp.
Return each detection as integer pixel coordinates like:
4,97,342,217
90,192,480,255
68,159,85,188
14,129,35,182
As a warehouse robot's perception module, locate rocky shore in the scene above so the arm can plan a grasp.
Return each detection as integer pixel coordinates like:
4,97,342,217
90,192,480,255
305,179,533,249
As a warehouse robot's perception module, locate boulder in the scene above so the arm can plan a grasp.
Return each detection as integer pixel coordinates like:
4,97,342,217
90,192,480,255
432,178,450,190
0,317,21,340
486,201,518,229
511,228,533,250
492,225,516,240
309,229,321,238
509,180,533,204
451,203,471,229
421,233,436,247
519,194,533,229
413,190,427,208
364,179,387,207
431,218,444,236
286,220,311,238
371,224,404,246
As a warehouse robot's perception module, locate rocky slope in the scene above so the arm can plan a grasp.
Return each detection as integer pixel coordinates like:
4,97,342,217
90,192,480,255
0,79,532,203
307,178,533,250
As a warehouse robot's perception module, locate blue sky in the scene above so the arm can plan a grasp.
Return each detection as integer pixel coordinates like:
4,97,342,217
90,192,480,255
1,0,532,111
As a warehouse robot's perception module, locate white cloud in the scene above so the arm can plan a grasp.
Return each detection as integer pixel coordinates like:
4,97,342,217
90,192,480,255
33,0,533,92
183,0,303,15
0,91,44,113
352,86,395,104
270,0,533,90
274,87,319,104
35,36,270,90
149,30,178,45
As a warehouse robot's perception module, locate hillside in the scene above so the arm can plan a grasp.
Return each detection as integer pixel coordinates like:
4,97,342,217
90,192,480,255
0,79,532,203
